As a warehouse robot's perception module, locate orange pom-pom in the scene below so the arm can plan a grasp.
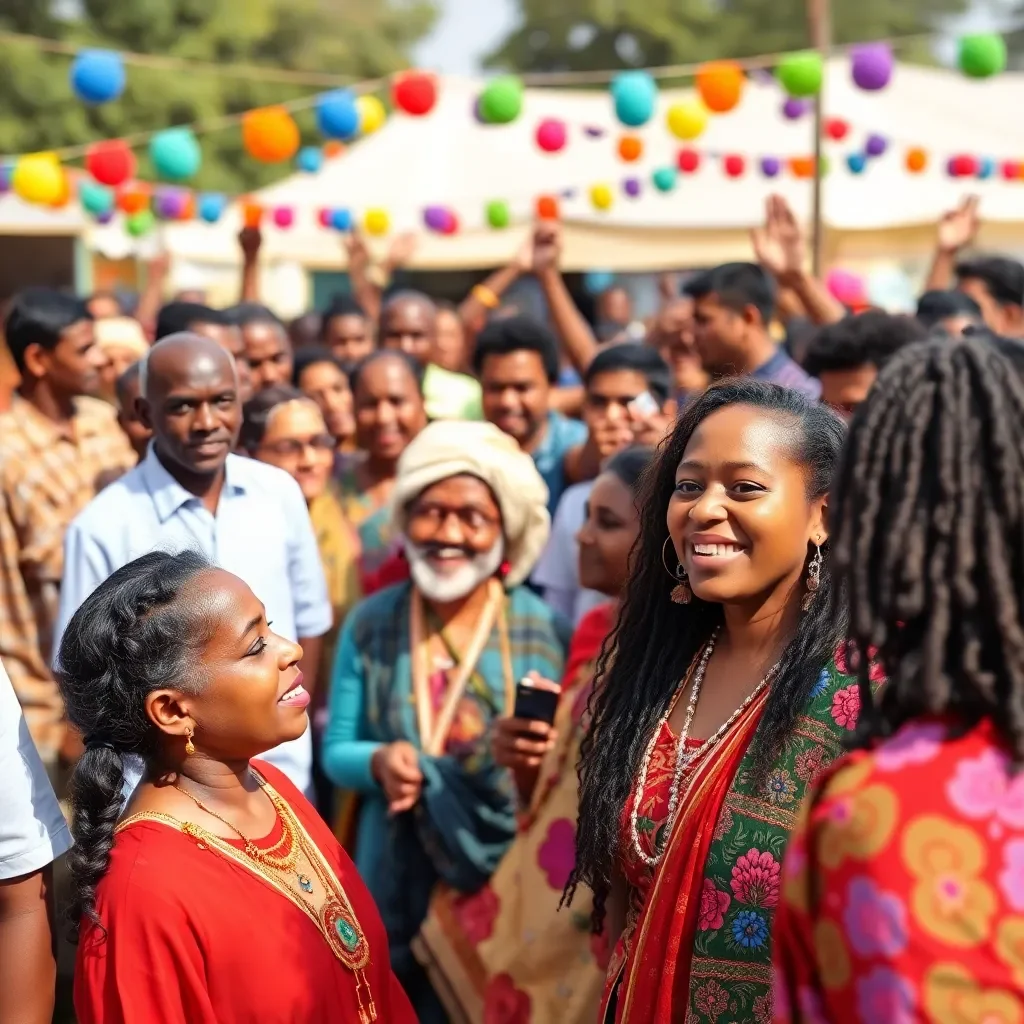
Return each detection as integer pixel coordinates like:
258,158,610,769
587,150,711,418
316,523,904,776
618,135,643,162
117,182,151,215
243,107,300,164
535,194,560,220
789,156,815,179
178,192,196,220
696,61,745,114
242,200,264,228
323,140,346,159
905,147,927,173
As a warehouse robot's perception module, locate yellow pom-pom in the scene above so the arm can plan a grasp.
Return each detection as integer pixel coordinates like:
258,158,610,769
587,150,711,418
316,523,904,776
590,183,613,211
356,95,387,136
364,208,390,235
13,152,65,205
666,99,709,141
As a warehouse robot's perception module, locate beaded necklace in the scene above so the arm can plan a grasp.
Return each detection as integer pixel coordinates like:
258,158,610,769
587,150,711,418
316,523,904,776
629,630,780,868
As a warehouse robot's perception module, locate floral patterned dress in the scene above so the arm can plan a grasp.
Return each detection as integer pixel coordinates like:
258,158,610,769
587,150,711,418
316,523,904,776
772,716,1024,1023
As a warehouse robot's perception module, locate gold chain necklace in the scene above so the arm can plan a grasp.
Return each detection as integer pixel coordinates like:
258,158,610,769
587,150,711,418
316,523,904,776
119,770,377,1023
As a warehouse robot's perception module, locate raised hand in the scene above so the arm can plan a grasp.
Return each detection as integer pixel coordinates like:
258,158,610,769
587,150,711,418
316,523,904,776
937,195,980,254
531,221,562,274
750,194,805,281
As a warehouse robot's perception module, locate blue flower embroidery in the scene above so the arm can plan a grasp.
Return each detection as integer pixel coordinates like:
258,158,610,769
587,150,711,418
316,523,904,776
731,910,769,949
810,668,830,698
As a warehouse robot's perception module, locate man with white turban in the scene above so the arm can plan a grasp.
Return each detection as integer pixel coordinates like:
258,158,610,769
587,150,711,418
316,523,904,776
321,421,569,1024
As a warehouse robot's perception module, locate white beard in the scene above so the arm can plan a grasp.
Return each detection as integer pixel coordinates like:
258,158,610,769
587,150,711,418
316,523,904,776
405,539,505,603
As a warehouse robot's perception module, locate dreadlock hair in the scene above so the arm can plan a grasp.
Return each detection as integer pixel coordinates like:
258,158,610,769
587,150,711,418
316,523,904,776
56,550,214,937
827,335,1024,755
567,378,846,928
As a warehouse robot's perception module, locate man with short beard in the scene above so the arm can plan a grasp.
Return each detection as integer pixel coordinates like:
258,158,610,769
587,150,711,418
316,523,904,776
321,420,569,1023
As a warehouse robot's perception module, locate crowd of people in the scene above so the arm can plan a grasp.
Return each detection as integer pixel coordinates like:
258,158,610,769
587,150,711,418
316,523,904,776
2,188,1024,1023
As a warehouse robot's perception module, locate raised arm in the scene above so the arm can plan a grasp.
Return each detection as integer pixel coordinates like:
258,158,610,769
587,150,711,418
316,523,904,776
750,194,845,326
924,195,980,292
458,234,532,350
532,222,600,373
238,227,262,303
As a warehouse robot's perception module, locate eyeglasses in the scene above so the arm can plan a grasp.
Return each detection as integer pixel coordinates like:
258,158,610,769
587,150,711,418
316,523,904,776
259,434,335,456
408,503,500,532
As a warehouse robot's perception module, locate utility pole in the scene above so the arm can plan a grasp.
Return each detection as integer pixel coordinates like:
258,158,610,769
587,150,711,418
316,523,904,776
808,0,832,277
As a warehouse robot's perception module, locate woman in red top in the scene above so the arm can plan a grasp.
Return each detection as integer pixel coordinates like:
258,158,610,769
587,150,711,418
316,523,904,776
56,549,416,1024
772,335,1024,1020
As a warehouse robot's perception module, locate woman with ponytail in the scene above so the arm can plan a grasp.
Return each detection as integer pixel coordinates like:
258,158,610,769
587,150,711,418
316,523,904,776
58,550,415,1024
568,380,857,1023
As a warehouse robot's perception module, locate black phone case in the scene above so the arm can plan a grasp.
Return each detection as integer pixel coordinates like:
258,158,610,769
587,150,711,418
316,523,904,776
512,683,560,724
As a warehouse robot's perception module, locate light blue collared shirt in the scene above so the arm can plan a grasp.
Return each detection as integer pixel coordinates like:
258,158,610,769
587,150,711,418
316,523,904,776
56,447,332,796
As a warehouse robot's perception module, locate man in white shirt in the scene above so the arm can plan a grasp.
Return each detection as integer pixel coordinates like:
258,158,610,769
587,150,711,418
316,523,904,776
56,333,331,796
0,659,72,1023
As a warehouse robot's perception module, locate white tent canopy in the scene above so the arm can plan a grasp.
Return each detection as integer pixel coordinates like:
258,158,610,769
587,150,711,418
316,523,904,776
76,57,1024,300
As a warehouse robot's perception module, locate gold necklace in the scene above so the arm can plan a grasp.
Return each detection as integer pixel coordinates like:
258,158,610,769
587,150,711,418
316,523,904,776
120,770,377,1023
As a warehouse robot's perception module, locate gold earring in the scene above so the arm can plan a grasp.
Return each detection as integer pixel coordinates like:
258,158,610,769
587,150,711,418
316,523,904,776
184,727,196,756
802,543,823,612
661,537,692,605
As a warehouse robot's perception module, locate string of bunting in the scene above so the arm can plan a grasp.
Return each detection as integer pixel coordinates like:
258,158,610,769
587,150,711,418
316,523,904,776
2,29,1014,238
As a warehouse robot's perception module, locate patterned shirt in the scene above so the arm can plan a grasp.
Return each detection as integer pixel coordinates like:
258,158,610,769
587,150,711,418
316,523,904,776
0,394,135,760
751,346,822,401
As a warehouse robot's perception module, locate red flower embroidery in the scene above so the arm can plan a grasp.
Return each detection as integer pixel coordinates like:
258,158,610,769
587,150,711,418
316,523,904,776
698,878,731,930
712,806,734,842
830,684,861,730
451,886,500,944
833,642,885,682
692,979,729,1020
483,973,531,1024
730,848,781,908
794,745,827,783
753,991,773,1024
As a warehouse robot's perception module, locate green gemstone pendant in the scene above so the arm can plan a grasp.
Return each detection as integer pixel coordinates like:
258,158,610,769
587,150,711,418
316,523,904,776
335,917,360,951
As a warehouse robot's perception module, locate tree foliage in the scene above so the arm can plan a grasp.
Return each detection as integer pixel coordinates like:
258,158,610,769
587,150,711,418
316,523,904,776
0,0,436,193
487,0,969,74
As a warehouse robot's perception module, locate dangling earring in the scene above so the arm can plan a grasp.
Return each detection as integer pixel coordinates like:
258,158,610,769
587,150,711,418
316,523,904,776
802,543,823,612
661,537,692,605
184,726,196,756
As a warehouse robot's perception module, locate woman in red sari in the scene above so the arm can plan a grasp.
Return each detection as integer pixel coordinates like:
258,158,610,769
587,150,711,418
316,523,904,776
56,549,416,1024
772,336,1024,1020
568,379,856,1023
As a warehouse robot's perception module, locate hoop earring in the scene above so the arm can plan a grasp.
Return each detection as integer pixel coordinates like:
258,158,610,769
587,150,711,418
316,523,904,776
184,726,196,757
661,537,692,605
802,543,823,612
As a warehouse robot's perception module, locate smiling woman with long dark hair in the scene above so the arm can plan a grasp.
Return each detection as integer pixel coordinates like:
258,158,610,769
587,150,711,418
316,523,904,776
60,550,415,1024
568,379,855,1023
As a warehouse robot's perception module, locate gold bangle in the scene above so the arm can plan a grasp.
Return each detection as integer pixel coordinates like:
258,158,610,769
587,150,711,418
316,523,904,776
472,284,500,309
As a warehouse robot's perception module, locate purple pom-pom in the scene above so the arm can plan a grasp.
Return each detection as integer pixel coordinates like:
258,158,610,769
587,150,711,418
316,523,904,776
760,156,781,177
623,177,641,197
851,43,894,91
782,97,809,120
865,133,887,157
424,205,449,232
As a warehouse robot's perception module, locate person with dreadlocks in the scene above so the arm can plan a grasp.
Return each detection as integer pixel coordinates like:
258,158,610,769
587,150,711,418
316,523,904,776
569,379,858,1024
771,335,1024,1020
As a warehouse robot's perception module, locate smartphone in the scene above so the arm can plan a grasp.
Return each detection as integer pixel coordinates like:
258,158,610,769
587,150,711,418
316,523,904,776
512,679,560,725
628,391,660,418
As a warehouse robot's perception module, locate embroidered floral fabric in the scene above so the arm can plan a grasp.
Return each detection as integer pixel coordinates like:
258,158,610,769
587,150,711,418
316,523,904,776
772,716,1024,1024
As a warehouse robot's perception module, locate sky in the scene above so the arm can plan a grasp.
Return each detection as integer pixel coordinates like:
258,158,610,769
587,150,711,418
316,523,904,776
413,0,1014,74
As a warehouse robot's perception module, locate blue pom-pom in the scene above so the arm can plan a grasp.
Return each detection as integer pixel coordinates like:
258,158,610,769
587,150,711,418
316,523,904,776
846,152,867,174
70,50,126,105
330,208,353,231
149,127,201,181
79,181,114,216
611,71,657,127
198,193,227,223
977,156,995,180
297,146,324,174
317,91,360,140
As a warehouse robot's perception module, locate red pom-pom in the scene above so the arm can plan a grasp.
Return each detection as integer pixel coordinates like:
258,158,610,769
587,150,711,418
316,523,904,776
499,560,512,580
392,72,437,116
677,148,700,173
824,118,849,141
441,211,459,235
1001,160,1020,181
723,154,746,178
951,154,978,178
86,140,136,187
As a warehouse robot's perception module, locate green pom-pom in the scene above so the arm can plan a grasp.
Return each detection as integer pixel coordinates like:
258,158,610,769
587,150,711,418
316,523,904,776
480,77,523,124
958,34,1007,78
126,210,155,237
652,167,677,192
486,200,510,229
777,51,823,97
